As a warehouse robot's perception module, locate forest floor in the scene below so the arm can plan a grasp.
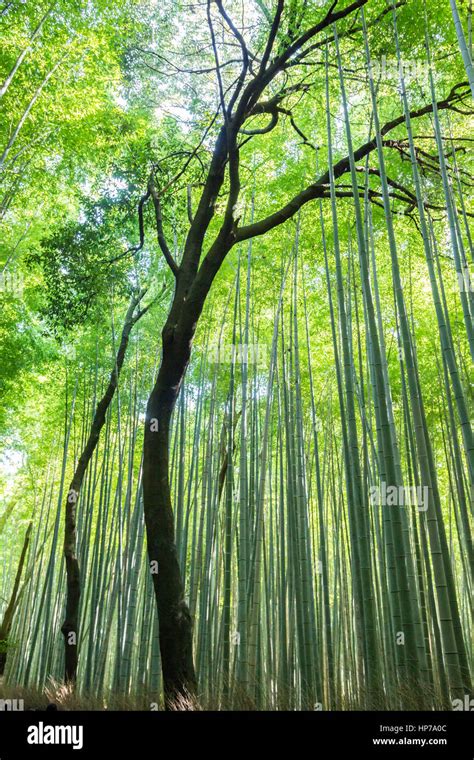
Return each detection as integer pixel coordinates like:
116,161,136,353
0,679,160,711
0,680,453,711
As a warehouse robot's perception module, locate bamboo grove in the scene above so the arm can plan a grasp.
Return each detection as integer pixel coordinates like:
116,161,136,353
0,0,472,710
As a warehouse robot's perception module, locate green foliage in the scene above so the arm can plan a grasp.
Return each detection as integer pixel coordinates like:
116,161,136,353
0,0,472,709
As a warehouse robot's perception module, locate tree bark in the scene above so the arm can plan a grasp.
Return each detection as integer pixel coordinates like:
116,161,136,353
0,521,32,676
61,289,149,684
142,155,235,703
138,0,471,708
143,319,197,708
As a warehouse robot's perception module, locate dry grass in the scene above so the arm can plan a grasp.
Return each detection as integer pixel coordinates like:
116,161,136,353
0,678,159,711
0,676,452,711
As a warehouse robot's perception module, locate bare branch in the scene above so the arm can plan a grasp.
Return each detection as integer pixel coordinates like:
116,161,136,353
286,1,407,68
235,83,471,242
148,176,179,277
215,0,250,113
207,0,228,120
259,0,284,73
108,188,151,264
240,108,279,135
187,185,194,224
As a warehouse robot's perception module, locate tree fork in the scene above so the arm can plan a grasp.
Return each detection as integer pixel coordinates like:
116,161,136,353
139,0,472,707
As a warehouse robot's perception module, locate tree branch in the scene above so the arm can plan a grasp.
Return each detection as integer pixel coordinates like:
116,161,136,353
148,176,179,277
259,0,284,73
108,188,150,264
216,0,250,113
236,83,472,242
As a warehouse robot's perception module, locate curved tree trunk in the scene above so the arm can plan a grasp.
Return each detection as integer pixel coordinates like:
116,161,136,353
61,289,149,684
138,0,471,708
0,521,32,676
141,122,230,708
143,322,197,708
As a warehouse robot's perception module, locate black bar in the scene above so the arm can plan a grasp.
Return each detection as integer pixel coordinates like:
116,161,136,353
0,710,472,758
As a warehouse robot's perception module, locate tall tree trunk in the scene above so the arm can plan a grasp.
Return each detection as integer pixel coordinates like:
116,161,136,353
141,124,231,707
138,0,471,707
143,324,197,708
61,289,149,683
0,521,32,676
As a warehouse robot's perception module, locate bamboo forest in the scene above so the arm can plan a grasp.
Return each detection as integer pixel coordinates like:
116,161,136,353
0,0,472,714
